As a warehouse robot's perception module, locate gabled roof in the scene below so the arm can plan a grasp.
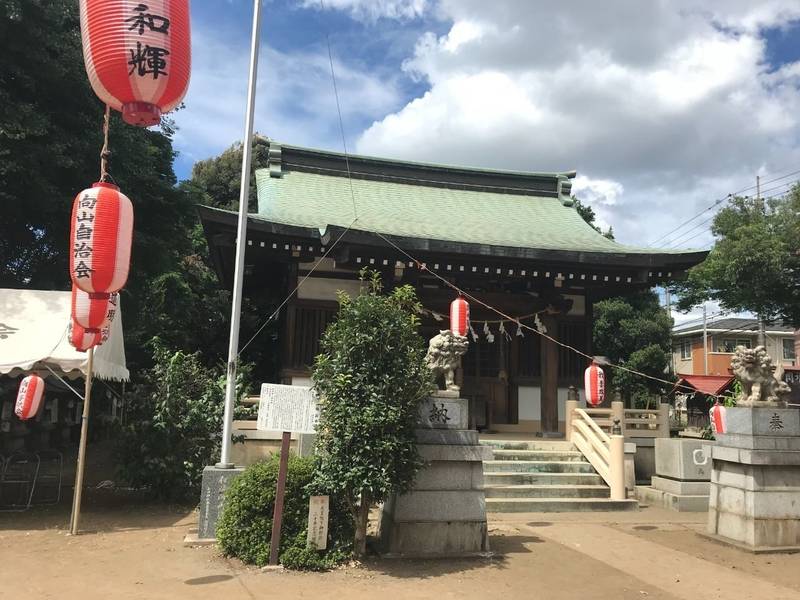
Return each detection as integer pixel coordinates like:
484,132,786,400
674,317,795,336
239,141,707,268
674,374,734,396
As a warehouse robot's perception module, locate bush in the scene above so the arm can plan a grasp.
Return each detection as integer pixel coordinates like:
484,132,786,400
116,339,251,500
217,454,353,569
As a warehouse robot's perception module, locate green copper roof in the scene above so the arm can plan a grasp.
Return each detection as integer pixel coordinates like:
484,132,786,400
254,168,695,256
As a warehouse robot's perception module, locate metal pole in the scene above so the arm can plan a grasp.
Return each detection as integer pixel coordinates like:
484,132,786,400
70,347,93,535
218,0,264,468
269,431,291,566
702,304,708,375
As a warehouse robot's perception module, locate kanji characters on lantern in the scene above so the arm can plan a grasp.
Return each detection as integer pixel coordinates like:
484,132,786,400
584,363,606,407
69,182,133,295
79,0,191,126
450,297,469,337
15,375,45,420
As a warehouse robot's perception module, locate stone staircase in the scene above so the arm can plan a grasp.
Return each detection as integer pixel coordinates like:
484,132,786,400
481,439,639,512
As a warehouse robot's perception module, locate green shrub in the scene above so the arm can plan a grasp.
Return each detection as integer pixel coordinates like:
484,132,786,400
217,454,353,569
115,340,251,500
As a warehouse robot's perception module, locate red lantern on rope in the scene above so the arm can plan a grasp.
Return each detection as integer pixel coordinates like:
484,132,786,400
15,375,45,420
71,286,118,332
69,182,133,295
584,362,606,407
710,401,727,435
79,0,191,127
450,296,470,337
69,321,103,353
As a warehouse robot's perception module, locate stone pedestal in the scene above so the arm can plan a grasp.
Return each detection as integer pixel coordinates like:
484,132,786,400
706,407,800,552
379,395,491,557
197,465,244,540
637,438,712,512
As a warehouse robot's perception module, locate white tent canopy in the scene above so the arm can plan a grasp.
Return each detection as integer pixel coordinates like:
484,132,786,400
0,288,129,382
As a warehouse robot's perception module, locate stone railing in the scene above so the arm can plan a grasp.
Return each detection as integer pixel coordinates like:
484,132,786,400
580,400,669,438
565,395,626,501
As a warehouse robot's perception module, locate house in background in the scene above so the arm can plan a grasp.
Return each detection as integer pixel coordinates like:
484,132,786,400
672,317,796,377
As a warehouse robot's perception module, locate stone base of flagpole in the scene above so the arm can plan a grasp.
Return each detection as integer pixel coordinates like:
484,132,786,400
197,465,245,541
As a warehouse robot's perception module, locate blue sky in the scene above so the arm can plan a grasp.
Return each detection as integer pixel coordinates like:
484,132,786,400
173,0,800,265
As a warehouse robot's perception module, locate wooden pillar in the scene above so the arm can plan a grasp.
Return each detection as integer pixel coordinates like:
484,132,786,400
539,313,559,434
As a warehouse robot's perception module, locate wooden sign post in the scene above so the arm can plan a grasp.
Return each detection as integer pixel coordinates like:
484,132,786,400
257,384,320,566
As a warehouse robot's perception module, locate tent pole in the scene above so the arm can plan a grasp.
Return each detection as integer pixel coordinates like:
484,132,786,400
70,347,94,535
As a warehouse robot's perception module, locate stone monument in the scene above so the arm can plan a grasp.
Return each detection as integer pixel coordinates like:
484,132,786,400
705,345,800,551
638,438,713,512
379,330,491,557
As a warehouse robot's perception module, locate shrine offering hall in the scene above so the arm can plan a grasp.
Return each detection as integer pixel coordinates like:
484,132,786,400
200,141,706,434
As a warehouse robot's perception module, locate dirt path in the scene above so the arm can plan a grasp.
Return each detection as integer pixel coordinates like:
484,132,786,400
0,498,796,600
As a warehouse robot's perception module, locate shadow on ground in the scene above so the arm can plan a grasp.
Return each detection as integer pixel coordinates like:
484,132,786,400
0,488,194,533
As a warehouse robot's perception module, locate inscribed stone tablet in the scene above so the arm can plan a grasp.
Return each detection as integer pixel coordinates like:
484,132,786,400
307,495,329,550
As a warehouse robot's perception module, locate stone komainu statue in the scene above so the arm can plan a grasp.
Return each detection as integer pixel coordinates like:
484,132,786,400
425,329,469,391
731,345,791,407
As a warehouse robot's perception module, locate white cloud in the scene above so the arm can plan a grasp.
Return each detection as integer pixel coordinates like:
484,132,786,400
352,1,800,248
172,28,404,169
303,0,429,22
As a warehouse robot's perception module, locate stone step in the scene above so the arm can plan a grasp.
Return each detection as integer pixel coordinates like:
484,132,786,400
485,497,639,513
484,472,605,486
484,484,610,499
483,460,596,474
491,449,587,462
480,440,576,452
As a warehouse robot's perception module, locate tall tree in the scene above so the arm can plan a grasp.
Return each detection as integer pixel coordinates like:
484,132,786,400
672,190,800,327
593,290,673,406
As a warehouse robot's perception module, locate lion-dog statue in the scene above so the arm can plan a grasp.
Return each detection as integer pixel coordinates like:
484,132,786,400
731,345,791,407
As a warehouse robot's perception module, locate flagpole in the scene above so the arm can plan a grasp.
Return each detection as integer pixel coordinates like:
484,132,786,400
70,346,93,535
218,0,263,468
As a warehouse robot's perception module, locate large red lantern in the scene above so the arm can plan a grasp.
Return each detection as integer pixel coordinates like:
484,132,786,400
79,0,191,127
69,321,103,353
15,375,45,420
710,401,727,435
450,297,470,337
584,363,605,407
69,182,133,295
71,286,118,332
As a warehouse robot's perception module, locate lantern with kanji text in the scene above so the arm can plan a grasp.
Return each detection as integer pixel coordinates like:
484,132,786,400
79,0,191,127
15,375,45,420
710,401,727,435
69,182,133,295
584,362,606,407
450,297,469,337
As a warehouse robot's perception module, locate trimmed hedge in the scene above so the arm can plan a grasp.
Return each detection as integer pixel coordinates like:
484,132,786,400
216,454,353,569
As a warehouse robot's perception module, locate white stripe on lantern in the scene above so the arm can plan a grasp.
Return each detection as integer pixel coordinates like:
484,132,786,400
111,192,134,292
450,297,469,337
78,1,121,109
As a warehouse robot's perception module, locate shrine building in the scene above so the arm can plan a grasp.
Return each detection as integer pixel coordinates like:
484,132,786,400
200,141,707,435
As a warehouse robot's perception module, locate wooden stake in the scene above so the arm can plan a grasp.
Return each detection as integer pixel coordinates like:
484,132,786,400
269,431,291,565
70,347,94,535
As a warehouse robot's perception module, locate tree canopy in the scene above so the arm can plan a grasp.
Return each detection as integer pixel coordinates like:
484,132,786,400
573,197,614,240
672,190,800,326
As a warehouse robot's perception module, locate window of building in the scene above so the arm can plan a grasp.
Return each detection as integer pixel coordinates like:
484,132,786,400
784,338,796,361
717,338,751,353
679,340,692,360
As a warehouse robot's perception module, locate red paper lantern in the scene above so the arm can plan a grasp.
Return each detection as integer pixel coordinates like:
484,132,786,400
710,402,727,435
584,363,605,407
79,0,191,127
15,375,45,420
69,182,133,294
69,321,103,353
71,286,118,332
450,297,470,337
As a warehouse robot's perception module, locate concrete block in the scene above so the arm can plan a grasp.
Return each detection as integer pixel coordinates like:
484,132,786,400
655,438,712,481
389,490,487,522
197,465,245,540
715,433,800,451
630,437,655,484
713,446,800,466
419,397,469,429
652,476,709,496
637,486,709,512
380,520,489,556
412,461,480,491
417,444,493,462
723,407,800,437
415,428,479,446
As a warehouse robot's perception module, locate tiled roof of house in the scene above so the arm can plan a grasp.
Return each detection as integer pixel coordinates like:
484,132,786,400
674,317,795,335
674,374,735,396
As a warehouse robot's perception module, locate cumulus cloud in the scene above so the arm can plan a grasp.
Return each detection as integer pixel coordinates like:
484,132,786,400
353,1,800,247
303,0,429,22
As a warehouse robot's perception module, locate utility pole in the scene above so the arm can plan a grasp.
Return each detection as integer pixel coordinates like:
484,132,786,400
703,304,708,376
756,174,766,349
